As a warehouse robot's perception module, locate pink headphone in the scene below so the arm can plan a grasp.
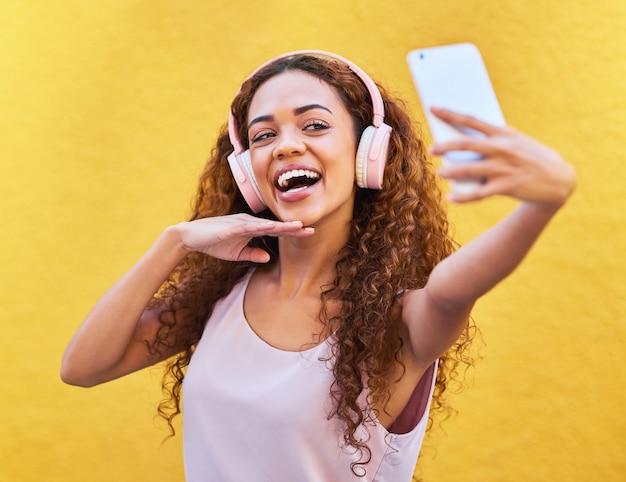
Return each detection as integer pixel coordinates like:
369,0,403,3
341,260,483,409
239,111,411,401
227,50,392,213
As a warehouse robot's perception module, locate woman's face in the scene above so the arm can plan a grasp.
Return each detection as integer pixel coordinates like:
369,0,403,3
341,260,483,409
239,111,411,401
246,70,358,230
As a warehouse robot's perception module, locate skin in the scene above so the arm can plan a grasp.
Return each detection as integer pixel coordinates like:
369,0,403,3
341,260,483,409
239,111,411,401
243,71,359,351
61,72,576,430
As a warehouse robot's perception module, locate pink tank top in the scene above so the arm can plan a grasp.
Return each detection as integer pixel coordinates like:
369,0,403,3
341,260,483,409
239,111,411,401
183,270,437,482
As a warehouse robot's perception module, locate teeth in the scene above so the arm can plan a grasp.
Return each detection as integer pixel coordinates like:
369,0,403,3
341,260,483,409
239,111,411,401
277,169,320,189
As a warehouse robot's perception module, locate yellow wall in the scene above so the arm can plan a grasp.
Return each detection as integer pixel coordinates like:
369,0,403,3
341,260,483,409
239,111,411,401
1,1,624,481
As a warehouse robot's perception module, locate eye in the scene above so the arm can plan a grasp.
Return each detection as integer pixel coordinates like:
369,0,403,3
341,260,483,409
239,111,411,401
250,129,275,144
303,120,330,132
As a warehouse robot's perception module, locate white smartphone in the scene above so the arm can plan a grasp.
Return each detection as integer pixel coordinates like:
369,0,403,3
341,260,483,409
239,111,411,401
407,43,505,194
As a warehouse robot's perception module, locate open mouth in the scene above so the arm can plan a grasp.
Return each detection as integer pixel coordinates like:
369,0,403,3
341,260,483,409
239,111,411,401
275,169,321,193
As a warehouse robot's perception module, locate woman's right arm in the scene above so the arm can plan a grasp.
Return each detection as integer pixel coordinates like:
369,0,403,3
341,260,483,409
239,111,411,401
60,215,314,387
60,226,189,387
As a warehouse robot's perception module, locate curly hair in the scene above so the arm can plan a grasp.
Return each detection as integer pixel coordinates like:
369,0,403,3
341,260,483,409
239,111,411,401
148,53,478,477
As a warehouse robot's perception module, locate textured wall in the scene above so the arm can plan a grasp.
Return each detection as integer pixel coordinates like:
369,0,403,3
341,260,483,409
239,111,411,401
1,1,624,481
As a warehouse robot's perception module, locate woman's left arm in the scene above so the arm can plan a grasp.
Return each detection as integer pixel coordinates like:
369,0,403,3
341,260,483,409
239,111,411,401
401,107,577,364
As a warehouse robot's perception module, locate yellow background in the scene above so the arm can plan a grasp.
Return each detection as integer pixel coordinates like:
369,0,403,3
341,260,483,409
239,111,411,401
1,1,624,481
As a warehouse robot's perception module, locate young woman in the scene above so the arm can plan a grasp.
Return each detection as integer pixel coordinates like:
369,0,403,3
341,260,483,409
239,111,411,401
61,51,576,481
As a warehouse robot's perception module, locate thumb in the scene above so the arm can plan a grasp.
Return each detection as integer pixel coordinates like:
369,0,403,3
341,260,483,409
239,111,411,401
239,246,271,264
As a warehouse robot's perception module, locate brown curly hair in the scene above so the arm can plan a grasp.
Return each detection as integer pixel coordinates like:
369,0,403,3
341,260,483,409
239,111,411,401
148,53,477,477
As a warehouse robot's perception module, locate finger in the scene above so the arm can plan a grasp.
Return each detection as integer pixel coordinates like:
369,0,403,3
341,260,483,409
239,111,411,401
430,136,500,158
238,246,272,263
234,221,315,239
267,226,316,238
446,189,484,204
445,181,499,203
446,174,522,204
231,220,300,237
440,163,517,203
438,160,512,180
256,220,316,237
430,106,503,136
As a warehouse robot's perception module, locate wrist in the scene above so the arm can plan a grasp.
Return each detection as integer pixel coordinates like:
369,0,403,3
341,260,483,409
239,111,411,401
161,223,191,259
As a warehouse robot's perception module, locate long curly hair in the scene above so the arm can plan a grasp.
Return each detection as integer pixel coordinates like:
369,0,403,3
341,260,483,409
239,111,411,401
148,53,477,477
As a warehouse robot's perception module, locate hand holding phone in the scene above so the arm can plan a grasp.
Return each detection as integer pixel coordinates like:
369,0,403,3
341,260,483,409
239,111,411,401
407,43,505,194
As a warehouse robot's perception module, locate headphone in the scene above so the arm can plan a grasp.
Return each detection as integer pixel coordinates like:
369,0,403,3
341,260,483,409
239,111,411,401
227,50,392,213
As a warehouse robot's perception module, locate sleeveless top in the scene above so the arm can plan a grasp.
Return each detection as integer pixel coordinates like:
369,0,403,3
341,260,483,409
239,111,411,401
183,270,438,482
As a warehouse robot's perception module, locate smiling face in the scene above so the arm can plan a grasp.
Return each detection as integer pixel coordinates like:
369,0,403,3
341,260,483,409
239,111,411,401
246,70,358,229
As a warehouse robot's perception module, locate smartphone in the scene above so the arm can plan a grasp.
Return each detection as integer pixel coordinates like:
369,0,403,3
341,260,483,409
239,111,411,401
407,43,505,194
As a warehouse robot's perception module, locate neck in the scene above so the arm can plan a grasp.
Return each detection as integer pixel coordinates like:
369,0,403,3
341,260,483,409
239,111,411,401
270,220,350,299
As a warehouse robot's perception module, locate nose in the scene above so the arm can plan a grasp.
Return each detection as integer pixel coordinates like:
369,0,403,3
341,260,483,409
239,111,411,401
273,129,306,160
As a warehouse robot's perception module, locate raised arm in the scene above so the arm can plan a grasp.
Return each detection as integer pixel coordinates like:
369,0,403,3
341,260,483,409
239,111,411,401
60,226,189,387
401,108,577,365
61,215,314,387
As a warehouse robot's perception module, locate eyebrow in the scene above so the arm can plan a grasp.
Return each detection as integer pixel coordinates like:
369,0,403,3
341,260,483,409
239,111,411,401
247,104,332,130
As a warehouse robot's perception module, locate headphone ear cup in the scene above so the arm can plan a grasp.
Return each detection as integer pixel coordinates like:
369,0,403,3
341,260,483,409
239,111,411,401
355,126,375,188
227,150,267,213
355,123,391,189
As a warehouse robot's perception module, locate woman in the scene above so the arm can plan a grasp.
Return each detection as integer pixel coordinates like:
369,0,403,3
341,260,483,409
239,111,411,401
61,51,576,481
